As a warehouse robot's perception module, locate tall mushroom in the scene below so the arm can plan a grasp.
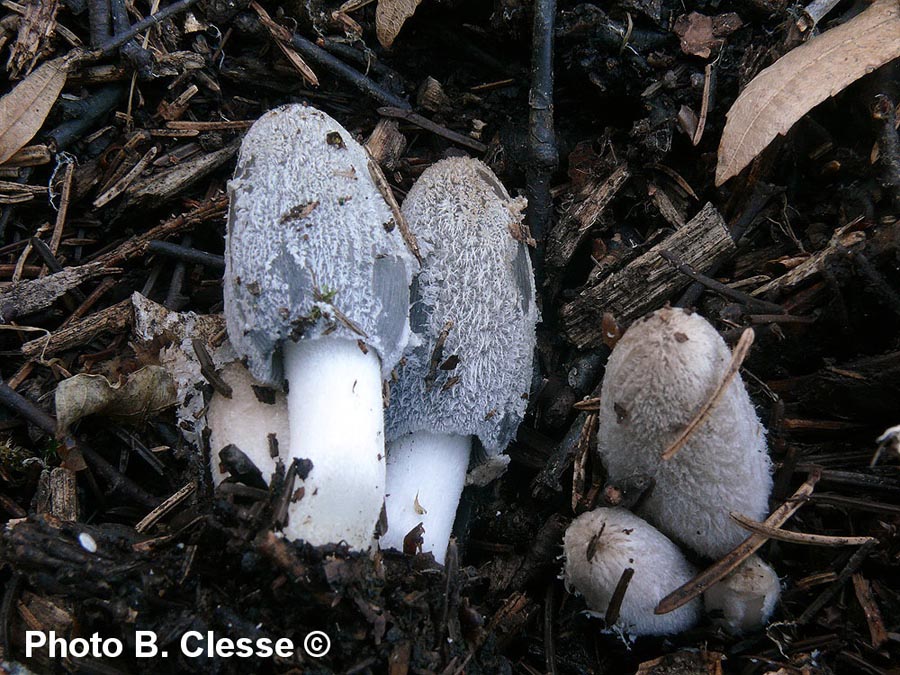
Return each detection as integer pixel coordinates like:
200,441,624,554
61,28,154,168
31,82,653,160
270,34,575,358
381,157,538,564
596,307,773,558
224,104,416,549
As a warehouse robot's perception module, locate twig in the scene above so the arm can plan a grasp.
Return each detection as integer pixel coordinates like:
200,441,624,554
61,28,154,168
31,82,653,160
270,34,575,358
852,573,888,649
661,328,754,460
0,380,159,509
49,160,75,257
96,0,201,55
87,0,111,47
798,0,843,31
871,92,900,207
0,573,22,660
544,584,558,675
289,33,410,109
21,298,132,359
45,85,126,152
730,512,876,546
656,470,820,615
93,195,228,268
526,0,558,247
677,182,782,307
134,481,195,533
377,107,486,153
58,276,118,329
192,338,232,397
660,250,784,313
797,540,877,624
691,62,714,146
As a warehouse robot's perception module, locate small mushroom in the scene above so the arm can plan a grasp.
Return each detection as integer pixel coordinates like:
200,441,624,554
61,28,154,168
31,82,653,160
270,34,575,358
381,158,538,564
223,104,416,549
597,307,773,558
704,554,780,634
207,362,289,486
562,507,701,636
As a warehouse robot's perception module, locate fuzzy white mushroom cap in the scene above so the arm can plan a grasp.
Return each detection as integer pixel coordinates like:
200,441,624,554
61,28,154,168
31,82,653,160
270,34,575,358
704,555,780,633
384,157,538,455
562,507,701,636
224,104,416,385
207,361,289,486
597,307,773,558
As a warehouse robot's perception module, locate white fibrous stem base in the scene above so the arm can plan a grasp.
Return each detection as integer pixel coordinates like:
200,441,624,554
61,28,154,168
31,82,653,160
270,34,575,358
282,337,385,550
382,431,471,564
207,362,290,486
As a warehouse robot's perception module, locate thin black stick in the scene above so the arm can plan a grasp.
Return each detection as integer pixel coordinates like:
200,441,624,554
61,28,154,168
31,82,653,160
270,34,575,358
148,240,226,271
660,250,784,314
289,34,411,110
88,0,112,47
677,182,782,308
45,86,126,152
526,0,558,247
378,107,486,154
0,381,159,509
797,540,877,625
97,0,201,55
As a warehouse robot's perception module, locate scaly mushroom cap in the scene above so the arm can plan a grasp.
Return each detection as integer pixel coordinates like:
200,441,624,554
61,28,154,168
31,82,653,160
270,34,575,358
563,507,701,636
704,554,780,633
225,104,416,385
384,157,538,454
597,307,773,558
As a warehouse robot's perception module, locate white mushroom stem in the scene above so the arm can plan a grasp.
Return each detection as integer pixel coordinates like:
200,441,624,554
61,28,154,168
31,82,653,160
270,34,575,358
382,432,471,564
281,337,385,549
207,362,290,485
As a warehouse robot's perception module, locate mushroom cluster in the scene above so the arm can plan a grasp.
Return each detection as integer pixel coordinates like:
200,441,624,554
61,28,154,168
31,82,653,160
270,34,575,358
207,105,536,559
563,307,779,635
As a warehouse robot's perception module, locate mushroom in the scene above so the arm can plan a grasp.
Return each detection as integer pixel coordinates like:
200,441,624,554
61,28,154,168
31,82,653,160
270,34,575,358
381,157,538,564
597,307,773,558
224,104,416,549
562,507,701,636
207,362,289,486
704,554,780,634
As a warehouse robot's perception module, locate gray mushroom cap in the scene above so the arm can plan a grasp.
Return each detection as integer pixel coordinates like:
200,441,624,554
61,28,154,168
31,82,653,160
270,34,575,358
224,104,416,385
384,157,538,454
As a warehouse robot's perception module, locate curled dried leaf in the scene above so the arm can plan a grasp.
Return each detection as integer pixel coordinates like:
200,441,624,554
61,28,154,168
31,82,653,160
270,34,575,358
55,366,178,437
716,0,900,185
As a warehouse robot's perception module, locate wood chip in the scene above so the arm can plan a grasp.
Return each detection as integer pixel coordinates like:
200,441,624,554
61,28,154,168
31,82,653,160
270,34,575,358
561,203,735,349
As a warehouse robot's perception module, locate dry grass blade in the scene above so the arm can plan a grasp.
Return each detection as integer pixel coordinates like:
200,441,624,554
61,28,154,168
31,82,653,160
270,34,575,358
662,327,754,460
716,0,900,185
376,0,423,49
655,470,820,615
730,511,877,546
0,56,67,164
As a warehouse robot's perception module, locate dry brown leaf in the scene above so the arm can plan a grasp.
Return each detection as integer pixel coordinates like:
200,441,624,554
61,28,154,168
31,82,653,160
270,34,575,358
376,0,423,49
55,366,178,438
716,0,900,186
0,56,67,165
